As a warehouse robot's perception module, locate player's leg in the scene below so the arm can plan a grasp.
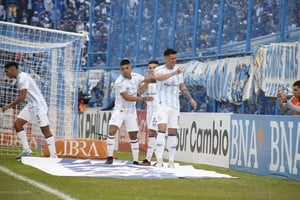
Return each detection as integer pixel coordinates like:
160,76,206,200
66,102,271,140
35,107,57,158
125,113,140,164
166,109,180,168
14,118,32,159
155,106,169,167
15,106,32,159
142,114,158,165
128,131,139,165
105,124,119,164
143,129,157,165
166,128,178,168
40,125,57,158
105,110,123,164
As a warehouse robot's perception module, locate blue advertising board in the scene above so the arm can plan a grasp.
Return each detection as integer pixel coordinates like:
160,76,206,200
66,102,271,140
230,114,300,181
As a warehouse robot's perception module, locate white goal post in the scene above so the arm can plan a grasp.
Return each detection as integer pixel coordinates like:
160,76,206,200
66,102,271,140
0,21,85,156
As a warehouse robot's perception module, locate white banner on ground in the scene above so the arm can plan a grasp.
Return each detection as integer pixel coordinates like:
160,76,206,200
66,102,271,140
21,157,233,179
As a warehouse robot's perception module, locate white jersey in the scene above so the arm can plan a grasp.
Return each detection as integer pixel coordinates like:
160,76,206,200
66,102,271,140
113,72,144,111
155,65,183,110
144,82,157,114
16,72,48,109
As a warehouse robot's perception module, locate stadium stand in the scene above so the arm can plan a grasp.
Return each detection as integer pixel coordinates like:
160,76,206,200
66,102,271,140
0,0,299,114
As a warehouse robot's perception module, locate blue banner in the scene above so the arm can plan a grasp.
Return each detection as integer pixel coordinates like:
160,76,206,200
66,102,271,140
230,114,300,181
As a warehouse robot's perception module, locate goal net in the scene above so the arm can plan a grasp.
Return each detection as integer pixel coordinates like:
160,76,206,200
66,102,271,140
0,21,84,156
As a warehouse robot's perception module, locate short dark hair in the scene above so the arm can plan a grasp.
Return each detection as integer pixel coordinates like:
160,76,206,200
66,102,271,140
4,61,18,69
163,48,177,56
293,80,300,88
120,58,131,66
148,60,159,65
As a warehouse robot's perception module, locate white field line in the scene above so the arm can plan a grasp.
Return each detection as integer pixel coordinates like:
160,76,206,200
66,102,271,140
0,166,76,200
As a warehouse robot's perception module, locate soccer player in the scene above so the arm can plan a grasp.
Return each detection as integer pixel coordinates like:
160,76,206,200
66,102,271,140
139,60,159,166
105,58,153,165
154,48,197,168
2,61,57,159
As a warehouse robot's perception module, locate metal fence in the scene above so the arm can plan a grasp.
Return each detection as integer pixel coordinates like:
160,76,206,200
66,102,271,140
106,0,300,68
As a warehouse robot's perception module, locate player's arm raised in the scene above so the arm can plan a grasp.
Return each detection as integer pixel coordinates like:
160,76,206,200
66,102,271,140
155,67,183,81
120,92,153,102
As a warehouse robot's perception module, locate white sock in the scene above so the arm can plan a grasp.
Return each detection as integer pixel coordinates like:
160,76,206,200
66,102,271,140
131,139,139,161
146,136,156,161
17,130,30,151
107,135,115,157
167,135,177,162
155,132,166,160
46,136,56,157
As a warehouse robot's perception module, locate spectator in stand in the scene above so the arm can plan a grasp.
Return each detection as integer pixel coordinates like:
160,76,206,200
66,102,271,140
41,17,52,29
77,4,87,20
57,0,67,18
33,0,45,14
88,82,104,108
93,56,106,68
57,20,67,31
75,19,85,33
0,5,6,21
7,0,17,18
78,87,90,112
31,10,40,25
44,0,53,12
277,81,300,115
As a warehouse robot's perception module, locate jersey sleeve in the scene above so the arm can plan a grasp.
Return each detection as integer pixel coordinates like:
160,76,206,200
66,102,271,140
115,79,127,94
179,72,184,84
18,74,30,90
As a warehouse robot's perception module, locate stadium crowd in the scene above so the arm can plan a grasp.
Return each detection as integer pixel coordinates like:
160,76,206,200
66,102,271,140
0,0,110,67
0,0,299,114
108,0,300,63
0,0,299,67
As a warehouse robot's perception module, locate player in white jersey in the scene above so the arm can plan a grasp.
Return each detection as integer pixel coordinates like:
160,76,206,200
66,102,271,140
105,58,154,165
154,48,197,168
138,60,159,166
2,61,57,159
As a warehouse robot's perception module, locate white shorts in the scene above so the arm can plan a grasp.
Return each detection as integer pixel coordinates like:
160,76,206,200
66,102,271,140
109,109,139,132
156,106,180,129
147,113,158,131
18,104,49,127
147,107,158,131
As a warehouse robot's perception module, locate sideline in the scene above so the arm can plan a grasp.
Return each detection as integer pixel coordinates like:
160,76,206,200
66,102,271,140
0,166,76,200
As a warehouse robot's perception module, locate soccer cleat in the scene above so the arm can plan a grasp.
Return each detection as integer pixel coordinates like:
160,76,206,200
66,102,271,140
141,159,151,166
133,161,139,165
15,149,33,160
105,156,113,164
155,159,163,167
168,161,175,168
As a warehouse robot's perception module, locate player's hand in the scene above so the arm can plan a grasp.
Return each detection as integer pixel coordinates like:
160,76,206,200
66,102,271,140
2,104,10,112
176,67,183,74
144,96,154,101
277,90,287,102
143,76,152,83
